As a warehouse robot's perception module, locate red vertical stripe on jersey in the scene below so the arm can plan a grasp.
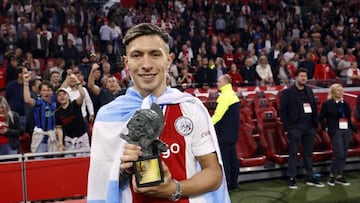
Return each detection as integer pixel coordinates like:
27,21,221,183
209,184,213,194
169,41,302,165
132,104,189,203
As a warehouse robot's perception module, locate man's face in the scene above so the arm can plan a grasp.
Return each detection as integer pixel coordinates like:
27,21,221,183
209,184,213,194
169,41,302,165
125,35,171,97
105,77,119,92
216,76,226,89
40,85,53,102
57,91,69,105
295,72,308,86
50,73,60,83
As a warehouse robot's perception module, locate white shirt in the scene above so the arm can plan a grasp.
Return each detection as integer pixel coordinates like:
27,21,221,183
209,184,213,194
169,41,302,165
66,86,94,118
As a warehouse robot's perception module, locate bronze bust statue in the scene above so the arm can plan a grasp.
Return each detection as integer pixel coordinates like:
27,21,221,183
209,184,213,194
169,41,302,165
121,103,167,157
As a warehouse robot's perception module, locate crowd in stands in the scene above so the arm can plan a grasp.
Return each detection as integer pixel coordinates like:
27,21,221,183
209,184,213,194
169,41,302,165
1,0,360,155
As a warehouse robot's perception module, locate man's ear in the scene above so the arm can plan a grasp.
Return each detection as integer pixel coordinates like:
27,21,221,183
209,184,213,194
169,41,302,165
167,53,173,69
124,55,128,67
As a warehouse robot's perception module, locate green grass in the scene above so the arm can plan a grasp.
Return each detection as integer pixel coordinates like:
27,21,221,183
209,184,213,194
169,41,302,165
230,171,360,203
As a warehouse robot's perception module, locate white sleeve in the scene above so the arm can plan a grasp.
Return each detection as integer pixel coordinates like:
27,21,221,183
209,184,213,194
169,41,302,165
181,101,216,157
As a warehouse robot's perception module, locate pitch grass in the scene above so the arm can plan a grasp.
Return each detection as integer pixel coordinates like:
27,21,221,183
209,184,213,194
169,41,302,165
230,171,360,203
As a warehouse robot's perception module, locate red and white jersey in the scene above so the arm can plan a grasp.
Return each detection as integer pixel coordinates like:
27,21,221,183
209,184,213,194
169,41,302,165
132,103,217,203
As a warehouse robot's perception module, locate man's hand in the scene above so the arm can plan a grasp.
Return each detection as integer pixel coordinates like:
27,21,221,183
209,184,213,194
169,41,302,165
58,144,65,151
91,63,100,72
23,70,31,83
120,144,142,175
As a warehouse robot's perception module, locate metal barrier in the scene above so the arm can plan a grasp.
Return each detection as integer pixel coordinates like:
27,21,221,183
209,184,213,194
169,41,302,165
0,149,90,203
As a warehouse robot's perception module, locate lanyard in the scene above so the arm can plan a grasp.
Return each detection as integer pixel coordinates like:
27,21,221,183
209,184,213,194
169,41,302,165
337,102,345,118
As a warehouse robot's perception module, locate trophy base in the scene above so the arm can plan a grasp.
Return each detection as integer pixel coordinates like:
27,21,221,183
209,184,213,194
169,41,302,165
133,155,164,187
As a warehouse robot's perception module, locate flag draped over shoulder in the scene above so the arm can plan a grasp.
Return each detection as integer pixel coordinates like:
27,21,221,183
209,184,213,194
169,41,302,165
87,87,231,203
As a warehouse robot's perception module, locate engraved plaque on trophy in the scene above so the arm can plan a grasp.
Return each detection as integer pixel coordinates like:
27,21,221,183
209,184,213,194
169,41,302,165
120,103,167,187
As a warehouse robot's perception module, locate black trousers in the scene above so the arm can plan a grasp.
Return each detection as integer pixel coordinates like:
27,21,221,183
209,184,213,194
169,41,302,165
219,142,239,188
286,128,316,178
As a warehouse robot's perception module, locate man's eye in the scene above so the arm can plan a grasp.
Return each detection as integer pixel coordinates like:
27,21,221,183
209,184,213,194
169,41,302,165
152,52,161,57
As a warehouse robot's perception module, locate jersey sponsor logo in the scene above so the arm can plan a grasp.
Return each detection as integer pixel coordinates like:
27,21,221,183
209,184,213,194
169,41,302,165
161,143,180,159
174,116,193,136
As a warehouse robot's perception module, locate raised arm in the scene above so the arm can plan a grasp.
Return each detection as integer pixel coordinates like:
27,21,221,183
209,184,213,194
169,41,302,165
87,63,101,96
23,69,35,107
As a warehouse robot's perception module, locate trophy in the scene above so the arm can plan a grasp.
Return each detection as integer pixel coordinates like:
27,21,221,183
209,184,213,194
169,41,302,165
120,103,167,187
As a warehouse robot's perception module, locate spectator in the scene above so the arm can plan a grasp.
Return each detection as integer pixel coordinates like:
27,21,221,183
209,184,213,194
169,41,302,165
49,71,61,91
346,61,360,86
61,68,94,124
57,27,75,55
30,26,48,59
214,57,227,80
279,68,324,189
319,83,356,187
99,19,112,53
63,39,80,66
78,54,92,82
276,58,295,85
177,66,193,88
5,67,26,127
227,63,243,87
256,55,273,85
6,57,19,84
83,27,96,55
195,57,216,88
49,58,66,80
337,54,351,78
240,57,258,86
0,96,22,155
24,78,41,135
314,56,337,87
23,70,58,155
55,72,90,155
88,63,125,108
22,52,40,78
211,74,240,190
299,53,316,80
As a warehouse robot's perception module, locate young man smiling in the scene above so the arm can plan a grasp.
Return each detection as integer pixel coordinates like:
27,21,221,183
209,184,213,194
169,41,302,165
87,23,230,203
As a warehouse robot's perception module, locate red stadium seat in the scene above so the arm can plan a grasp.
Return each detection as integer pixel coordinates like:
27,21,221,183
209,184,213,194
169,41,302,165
257,109,290,164
311,129,333,162
240,106,254,128
236,123,266,167
347,132,360,157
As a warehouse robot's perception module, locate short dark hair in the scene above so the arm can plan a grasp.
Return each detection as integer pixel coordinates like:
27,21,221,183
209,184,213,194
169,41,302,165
39,81,53,92
123,23,170,50
295,68,308,77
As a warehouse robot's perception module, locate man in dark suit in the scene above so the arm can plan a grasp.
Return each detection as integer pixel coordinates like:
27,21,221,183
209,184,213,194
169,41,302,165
30,27,48,59
279,68,324,189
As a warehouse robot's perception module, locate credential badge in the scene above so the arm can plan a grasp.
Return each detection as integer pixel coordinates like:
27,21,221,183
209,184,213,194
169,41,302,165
174,116,193,136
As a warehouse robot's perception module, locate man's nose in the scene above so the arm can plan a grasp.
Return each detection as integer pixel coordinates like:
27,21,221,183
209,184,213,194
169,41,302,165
142,55,153,70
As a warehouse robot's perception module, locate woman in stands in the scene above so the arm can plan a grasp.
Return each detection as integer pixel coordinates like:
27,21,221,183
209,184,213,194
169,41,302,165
0,96,22,155
319,83,356,186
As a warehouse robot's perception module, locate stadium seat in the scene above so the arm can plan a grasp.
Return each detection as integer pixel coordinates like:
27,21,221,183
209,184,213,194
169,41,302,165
257,109,290,164
236,123,266,167
254,97,270,110
347,132,360,157
240,106,254,128
311,129,333,162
